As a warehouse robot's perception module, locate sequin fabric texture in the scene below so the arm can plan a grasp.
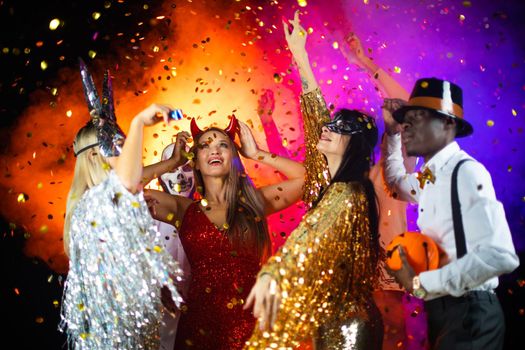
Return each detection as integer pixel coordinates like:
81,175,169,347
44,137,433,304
173,202,261,350
59,171,183,350
300,88,331,208
244,89,382,349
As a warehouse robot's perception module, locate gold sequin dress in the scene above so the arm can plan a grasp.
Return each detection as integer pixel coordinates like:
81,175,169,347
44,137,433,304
244,89,383,350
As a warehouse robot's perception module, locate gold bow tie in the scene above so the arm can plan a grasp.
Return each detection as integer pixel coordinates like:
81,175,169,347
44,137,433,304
416,167,436,189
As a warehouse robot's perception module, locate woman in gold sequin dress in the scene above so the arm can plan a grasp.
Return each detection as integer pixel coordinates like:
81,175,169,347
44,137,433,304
244,12,383,350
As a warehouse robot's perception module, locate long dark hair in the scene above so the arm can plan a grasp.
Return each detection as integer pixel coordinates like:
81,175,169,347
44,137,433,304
191,128,271,262
317,109,380,260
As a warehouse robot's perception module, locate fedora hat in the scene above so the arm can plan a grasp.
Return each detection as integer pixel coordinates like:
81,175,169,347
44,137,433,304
393,78,473,137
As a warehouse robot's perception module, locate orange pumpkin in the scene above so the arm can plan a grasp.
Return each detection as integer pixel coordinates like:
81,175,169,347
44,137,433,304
386,231,439,274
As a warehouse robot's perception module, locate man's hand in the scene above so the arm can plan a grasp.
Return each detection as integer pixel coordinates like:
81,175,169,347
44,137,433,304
387,245,416,293
382,98,406,135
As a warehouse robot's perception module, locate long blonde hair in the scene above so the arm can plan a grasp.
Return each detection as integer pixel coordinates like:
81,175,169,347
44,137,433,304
63,123,110,254
192,128,271,262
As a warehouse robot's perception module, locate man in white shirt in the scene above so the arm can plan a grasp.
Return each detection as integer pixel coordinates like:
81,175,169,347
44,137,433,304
382,77,519,350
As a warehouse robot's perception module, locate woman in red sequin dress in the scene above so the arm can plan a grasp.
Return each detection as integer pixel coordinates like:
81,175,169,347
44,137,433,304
145,116,305,350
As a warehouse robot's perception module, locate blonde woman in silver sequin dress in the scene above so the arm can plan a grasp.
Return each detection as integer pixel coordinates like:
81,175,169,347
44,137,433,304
244,12,383,350
60,61,183,350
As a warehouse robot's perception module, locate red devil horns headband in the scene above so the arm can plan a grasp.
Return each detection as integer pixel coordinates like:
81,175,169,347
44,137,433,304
190,115,240,141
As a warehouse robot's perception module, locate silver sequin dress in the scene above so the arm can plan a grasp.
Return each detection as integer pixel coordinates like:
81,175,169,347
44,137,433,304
59,171,183,350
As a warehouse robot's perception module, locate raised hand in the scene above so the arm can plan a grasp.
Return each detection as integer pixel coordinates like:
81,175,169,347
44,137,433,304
238,121,260,159
382,98,406,135
135,103,174,126
283,10,308,59
170,131,192,167
342,32,367,65
257,89,275,124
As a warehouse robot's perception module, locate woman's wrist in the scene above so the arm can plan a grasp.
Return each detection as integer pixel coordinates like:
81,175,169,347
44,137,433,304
258,272,275,282
292,50,309,66
250,148,264,161
131,115,146,127
359,55,379,74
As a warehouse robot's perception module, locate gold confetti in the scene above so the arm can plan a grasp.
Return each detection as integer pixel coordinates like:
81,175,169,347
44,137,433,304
487,120,494,127
297,0,307,7
201,198,208,207
394,66,401,73
131,201,140,208
17,193,28,203
223,223,230,230
512,109,517,117
153,245,162,253
66,110,73,117
92,12,101,20
78,303,85,311
49,19,61,30
39,225,48,234
53,300,59,307
166,213,175,221
332,42,339,49
182,150,194,160
88,50,97,59
40,60,48,70
35,317,44,324
174,183,182,193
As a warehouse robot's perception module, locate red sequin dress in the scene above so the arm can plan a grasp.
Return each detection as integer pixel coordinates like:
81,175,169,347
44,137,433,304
173,202,261,350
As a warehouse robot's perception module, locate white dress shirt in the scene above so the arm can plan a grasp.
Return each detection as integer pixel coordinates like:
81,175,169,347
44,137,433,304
384,134,519,299
371,135,416,291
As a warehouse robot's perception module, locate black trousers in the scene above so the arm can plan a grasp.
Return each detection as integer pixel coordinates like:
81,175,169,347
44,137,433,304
425,291,505,350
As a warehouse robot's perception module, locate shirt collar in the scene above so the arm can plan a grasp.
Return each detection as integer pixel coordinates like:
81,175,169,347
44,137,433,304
423,141,460,173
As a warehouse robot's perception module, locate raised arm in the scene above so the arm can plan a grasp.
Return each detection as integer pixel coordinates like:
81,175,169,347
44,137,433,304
284,12,331,207
283,11,318,94
141,131,191,186
238,121,305,215
114,104,172,193
381,99,420,203
340,33,410,100
257,89,291,158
